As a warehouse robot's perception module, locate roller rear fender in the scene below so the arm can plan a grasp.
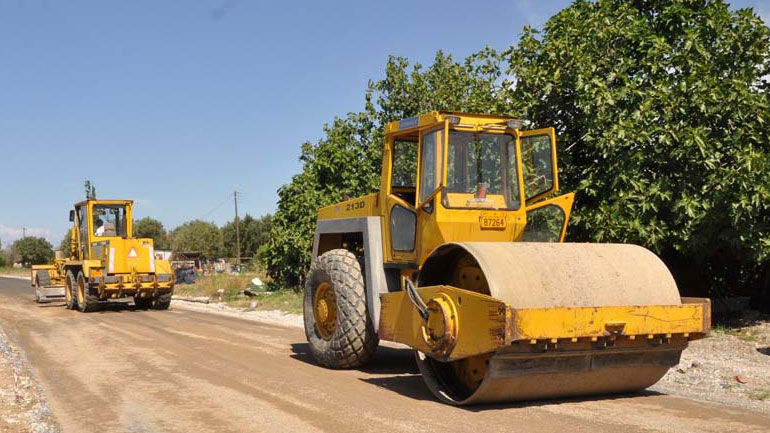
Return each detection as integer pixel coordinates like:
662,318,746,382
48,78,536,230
312,217,389,331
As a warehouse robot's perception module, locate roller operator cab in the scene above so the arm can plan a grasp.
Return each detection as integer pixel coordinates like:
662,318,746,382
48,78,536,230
32,200,174,312
304,112,711,405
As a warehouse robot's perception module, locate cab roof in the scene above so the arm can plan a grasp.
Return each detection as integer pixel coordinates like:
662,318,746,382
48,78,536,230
73,199,133,207
384,111,519,137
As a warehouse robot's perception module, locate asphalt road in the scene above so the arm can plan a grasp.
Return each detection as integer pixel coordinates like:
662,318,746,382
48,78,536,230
1,276,768,433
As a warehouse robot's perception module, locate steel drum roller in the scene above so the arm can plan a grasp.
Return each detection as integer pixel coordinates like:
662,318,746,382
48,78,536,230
415,242,686,405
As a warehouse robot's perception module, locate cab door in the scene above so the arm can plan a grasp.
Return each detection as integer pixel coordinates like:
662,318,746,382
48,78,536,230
518,128,559,205
414,124,447,262
383,136,419,263
520,193,575,242
76,205,89,259
383,121,447,264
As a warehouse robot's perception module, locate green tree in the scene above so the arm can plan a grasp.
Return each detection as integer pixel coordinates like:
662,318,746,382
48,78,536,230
59,230,72,256
505,0,770,297
263,51,503,289
171,220,224,259
264,0,770,301
0,239,5,267
222,214,272,260
13,237,54,265
134,217,170,249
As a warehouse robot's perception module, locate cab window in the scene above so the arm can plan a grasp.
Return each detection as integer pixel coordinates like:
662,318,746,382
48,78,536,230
521,204,565,242
419,129,443,204
443,131,520,210
78,207,87,251
391,140,417,205
520,134,555,201
93,205,127,237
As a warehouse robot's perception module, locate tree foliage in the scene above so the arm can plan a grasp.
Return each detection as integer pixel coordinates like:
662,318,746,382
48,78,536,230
13,237,54,265
134,217,171,250
264,0,770,299
222,214,272,259
59,230,72,256
261,112,381,288
171,220,224,259
505,0,770,297
263,51,504,289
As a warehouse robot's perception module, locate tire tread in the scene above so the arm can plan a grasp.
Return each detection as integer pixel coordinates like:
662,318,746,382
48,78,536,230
304,249,378,369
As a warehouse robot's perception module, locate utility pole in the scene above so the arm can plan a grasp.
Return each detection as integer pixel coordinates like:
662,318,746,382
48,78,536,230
234,191,241,266
22,227,26,239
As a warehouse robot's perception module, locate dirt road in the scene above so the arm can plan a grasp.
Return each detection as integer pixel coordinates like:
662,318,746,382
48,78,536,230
1,277,768,433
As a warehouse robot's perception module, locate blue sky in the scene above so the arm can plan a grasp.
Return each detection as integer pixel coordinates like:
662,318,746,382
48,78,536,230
1,0,768,247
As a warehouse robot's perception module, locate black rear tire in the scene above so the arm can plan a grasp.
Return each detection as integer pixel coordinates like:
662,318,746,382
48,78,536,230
34,276,41,303
304,249,378,369
64,270,77,310
76,272,99,313
152,293,171,310
134,297,152,309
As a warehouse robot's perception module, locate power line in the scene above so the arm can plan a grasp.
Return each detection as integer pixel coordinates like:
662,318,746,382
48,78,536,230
199,194,232,220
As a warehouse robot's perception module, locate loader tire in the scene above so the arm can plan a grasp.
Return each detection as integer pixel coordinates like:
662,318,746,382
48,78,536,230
133,297,152,309
304,249,378,369
64,270,77,310
34,276,41,303
152,293,171,310
76,272,99,313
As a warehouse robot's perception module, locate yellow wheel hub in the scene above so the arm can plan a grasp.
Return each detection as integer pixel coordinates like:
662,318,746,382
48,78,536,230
421,294,458,356
314,282,337,340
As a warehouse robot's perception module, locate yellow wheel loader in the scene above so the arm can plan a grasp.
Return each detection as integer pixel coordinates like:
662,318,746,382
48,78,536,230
31,200,174,312
304,112,710,405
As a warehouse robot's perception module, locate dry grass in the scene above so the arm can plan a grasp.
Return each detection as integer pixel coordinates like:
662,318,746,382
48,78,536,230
747,390,770,401
230,290,303,315
0,267,30,277
174,272,302,314
174,272,258,299
713,324,763,343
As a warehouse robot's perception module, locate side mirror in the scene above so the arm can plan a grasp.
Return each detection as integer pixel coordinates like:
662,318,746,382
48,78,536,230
69,210,75,222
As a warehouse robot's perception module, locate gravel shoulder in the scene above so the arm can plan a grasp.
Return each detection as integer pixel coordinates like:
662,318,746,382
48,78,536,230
654,317,770,414
0,326,58,433
171,298,304,328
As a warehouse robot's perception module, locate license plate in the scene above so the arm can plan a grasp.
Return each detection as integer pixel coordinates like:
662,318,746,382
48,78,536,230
480,214,506,229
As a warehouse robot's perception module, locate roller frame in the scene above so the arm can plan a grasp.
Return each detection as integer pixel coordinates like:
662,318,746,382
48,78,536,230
379,285,710,362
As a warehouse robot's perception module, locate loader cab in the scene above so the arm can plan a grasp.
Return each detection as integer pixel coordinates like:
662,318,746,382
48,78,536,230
381,112,574,266
92,204,128,238
70,200,133,260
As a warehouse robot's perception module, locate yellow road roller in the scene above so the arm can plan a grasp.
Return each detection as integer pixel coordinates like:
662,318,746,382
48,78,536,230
304,111,710,405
